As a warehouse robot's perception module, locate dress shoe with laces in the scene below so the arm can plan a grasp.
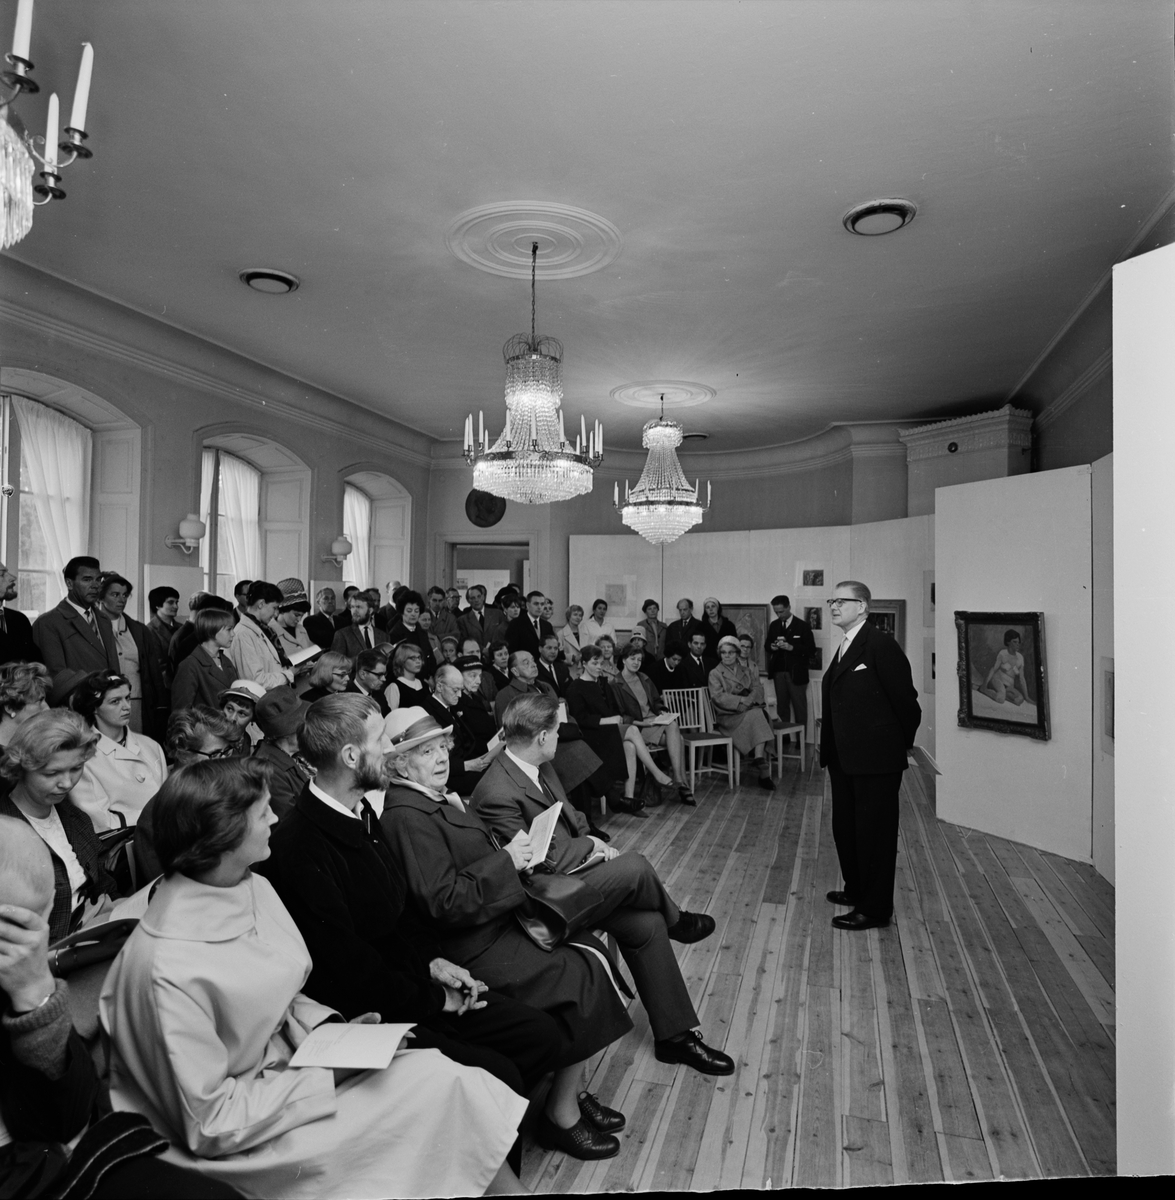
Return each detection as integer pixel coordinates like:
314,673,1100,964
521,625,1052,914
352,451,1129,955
666,910,716,943
578,1091,625,1133
826,890,854,905
653,1029,735,1076
535,1113,620,1160
831,910,891,931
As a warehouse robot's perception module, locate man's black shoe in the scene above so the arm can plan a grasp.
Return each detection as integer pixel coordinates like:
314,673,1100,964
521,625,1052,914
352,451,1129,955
611,795,648,819
757,775,774,790
653,1030,734,1076
831,910,891,931
666,911,715,944
536,1113,620,1159
578,1091,625,1133
826,890,854,905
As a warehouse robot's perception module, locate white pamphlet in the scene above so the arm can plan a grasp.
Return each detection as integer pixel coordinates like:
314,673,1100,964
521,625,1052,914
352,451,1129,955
486,728,504,753
289,1022,416,1070
557,700,568,725
527,800,562,864
288,643,323,667
650,711,678,725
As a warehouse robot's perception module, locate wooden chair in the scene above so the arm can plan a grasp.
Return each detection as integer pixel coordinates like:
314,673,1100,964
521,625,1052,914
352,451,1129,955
770,719,805,776
661,687,736,791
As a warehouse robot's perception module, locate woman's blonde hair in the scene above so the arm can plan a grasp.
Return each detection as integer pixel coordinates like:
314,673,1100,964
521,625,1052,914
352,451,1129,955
0,661,51,715
307,651,353,689
0,709,98,781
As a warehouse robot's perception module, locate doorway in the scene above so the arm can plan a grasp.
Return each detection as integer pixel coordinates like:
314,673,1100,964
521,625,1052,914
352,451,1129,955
452,543,530,600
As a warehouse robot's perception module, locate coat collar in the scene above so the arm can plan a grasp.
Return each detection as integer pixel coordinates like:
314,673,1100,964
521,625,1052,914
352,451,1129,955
382,781,492,837
140,871,261,942
492,752,551,811
294,782,370,846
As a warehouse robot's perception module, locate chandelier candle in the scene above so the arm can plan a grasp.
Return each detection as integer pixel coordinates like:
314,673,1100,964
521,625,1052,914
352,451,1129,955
68,42,92,133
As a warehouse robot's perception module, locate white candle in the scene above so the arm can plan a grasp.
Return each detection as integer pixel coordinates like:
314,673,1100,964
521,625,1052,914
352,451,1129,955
44,92,58,170
707,481,711,506
12,0,33,61
559,411,566,444
530,408,538,444
69,42,93,131
575,434,581,455
464,416,471,451
580,415,586,446
694,479,699,500
614,482,619,505
597,423,603,455
478,410,484,446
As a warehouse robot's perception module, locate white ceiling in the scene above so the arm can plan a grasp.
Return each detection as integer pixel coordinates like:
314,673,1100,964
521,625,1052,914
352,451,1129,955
5,0,1173,452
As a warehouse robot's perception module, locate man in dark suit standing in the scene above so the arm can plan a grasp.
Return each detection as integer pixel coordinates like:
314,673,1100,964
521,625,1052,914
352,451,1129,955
505,591,553,658
820,580,921,932
457,585,507,650
535,633,570,696
766,593,816,736
679,631,716,690
31,556,119,689
665,598,703,653
0,562,39,666
304,587,339,651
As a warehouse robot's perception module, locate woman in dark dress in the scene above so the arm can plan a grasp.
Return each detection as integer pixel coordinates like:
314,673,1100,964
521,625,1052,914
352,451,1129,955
384,642,429,713
484,640,512,693
565,646,677,807
700,597,738,657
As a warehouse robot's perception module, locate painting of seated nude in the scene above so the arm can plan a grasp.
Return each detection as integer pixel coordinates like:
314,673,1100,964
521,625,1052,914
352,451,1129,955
955,611,1050,740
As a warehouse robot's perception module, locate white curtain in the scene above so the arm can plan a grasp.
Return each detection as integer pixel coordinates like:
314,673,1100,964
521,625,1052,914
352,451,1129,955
199,448,216,589
216,452,262,583
12,396,92,608
343,483,372,589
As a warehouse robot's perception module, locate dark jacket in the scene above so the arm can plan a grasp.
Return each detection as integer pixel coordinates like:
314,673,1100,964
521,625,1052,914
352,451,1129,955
699,616,737,657
456,606,508,650
766,614,816,684
302,611,337,652
679,651,718,690
119,614,169,742
443,698,493,797
384,623,437,681
170,644,236,711
31,600,119,689
257,785,449,1023
564,677,627,781
0,795,115,943
611,670,667,723
535,658,571,697
249,741,310,816
330,623,390,660
504,615,554,658
665,615,704,652
168,620,201,670
345,680,390,718
819,622,921,775
0,606,40,667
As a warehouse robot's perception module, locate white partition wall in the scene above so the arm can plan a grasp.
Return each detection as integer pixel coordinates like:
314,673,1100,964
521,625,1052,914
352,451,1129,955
1113,242,1175,1177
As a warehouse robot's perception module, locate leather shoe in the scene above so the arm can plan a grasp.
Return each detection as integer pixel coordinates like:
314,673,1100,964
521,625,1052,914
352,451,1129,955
535,1113,620,1159
678,787,696,806
757,774,775,790
666,911,715,944
826,890,854,905
612,795,649,819
653,1029,735,1076
831,910,891,931
578,1091,625,1133
588,825,611,843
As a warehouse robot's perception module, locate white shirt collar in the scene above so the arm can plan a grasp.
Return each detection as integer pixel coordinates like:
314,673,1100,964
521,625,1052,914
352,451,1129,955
67,598,91,619
308,779,361,821
505,747,542,789
838,616,868,655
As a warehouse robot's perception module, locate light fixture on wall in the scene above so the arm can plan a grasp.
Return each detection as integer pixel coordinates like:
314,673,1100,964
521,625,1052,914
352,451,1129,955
614,396,710,544
463,241,603,505
321,535,353,567
165,514,207,555
1,1,95,249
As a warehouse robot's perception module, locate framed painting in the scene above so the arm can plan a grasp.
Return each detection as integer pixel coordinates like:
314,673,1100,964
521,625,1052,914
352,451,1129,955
795,563,825,593
724,603,771,675
955,611,1051,740
803,604,823,631
866,599,906,650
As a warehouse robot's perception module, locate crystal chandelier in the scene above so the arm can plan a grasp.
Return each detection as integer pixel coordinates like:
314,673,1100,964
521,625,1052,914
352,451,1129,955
615,397,710,544
1,2,96,250
463,242,603,505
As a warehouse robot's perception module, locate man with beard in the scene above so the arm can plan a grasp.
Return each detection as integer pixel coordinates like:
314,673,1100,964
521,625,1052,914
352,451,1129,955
257,694,564,1177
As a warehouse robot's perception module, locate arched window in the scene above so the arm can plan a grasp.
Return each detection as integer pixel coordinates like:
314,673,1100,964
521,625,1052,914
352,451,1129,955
343,470,411,594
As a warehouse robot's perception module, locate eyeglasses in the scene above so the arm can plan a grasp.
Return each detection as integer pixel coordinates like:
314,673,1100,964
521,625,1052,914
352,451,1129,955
827,597,864,608
192,744,236,760
331,669,351,678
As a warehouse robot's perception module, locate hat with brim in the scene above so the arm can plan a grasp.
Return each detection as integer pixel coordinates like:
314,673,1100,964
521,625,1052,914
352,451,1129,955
48,669,90,709
276,577,311,614
454,655,483,673
384,707,447,754
717,635,742,653
219,678,266,706
255,686,309,738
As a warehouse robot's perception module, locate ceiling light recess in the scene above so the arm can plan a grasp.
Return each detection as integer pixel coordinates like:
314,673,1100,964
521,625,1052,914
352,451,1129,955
238,268,300,294
842,197,917,236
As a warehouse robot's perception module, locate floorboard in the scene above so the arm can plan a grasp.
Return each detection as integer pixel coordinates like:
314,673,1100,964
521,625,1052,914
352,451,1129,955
520,758,1116,1191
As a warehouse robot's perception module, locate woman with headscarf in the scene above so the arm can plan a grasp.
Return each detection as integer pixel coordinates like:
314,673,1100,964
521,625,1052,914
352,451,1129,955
708,636,774,790
700,598,738,657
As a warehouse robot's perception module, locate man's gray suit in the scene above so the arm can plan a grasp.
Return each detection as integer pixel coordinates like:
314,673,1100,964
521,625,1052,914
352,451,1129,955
32,599,119,690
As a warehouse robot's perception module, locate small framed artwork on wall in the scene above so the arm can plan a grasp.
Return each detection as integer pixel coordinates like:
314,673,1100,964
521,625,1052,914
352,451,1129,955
866,599,906,650
955,611,1051,740
803,605,822,631
795,563,825,593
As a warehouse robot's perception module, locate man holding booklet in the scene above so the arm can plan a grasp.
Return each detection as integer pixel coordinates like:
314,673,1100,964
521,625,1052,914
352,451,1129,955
473,692,735,1078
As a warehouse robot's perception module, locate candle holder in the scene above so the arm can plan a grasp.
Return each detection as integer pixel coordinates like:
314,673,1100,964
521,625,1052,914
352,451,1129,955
0,53,39,103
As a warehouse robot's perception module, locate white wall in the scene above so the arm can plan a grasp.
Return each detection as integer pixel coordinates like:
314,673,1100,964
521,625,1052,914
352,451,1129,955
1091,454,1114,884
935,467,1093,862
1113,241,1175,1176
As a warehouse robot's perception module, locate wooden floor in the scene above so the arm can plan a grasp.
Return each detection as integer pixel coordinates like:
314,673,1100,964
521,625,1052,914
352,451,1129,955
520,757,1116,1189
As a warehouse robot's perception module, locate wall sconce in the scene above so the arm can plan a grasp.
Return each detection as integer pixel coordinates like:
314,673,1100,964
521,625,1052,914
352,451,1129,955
164,513,206,555
321,535,352,567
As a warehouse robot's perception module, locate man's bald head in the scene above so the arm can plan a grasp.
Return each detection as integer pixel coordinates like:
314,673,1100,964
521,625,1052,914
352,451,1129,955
434,664,463,689
0,817,54,916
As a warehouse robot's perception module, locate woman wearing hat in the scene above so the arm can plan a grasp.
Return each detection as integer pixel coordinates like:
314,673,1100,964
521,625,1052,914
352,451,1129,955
634,600,667,662
271,578,316,692
709,636,774,790
381,707,632,1161
218,678,266,756
700,598,737,658
250,687,313,817
170,607,237,711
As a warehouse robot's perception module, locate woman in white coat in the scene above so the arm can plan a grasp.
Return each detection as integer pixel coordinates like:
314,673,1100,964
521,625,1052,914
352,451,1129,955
100,757,527,1199
68,670,167,830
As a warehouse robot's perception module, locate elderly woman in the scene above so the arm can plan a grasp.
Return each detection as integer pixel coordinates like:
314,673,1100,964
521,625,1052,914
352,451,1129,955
700,598,738,657
635,600,668,661
580,599,616,649
300,651,353,703
558,605,585,659
567,645,677,808
596,635,622,680
385,642,427,713
612,642,693,804
96,572,166,739
0,661,50,749
0,710,115,942
68,671,168,830
709,636,774,790
380,708,633,1161
100,757,527,1198
170,606,236,711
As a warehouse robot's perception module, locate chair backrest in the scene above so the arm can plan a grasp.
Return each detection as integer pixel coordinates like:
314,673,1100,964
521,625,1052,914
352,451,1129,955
667,686,700,729
697,688,722,734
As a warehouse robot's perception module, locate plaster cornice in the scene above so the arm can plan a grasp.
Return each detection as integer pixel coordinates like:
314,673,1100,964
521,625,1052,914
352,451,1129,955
899,404,1033,462
1032,349,1113,433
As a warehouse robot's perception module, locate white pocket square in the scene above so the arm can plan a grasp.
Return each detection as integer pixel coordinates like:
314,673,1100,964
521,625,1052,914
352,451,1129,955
853,663,867,671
